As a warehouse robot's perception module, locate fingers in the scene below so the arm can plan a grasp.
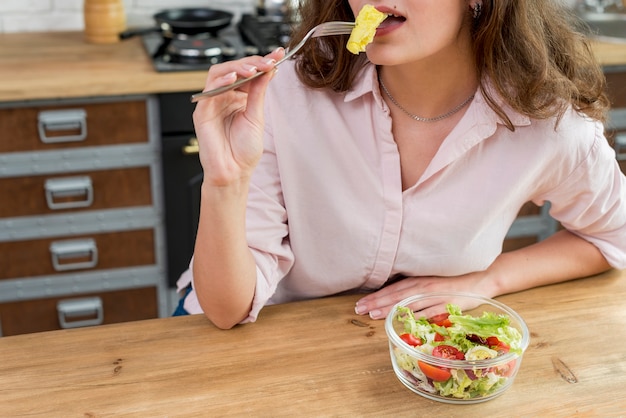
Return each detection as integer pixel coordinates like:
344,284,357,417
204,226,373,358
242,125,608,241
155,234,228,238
192,48,286,143
354,276,459,320
201,47,286,94
355,274,488,320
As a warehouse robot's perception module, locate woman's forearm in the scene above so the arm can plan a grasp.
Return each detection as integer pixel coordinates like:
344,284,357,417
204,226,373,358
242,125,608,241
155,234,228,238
488,230,612,297
192,179,259,329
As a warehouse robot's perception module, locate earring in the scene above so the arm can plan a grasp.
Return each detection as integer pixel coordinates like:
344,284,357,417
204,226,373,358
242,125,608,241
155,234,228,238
472,2,482,19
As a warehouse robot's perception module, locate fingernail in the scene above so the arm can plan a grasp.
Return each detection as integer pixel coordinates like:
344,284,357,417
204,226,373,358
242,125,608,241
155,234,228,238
222,71,237,81
273,47,285,54
354,304,366,315
264,58,276,65
369,309,382,319
243,64,257,72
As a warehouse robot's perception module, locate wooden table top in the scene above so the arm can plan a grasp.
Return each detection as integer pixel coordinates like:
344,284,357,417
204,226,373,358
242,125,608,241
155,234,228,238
0,269,624,416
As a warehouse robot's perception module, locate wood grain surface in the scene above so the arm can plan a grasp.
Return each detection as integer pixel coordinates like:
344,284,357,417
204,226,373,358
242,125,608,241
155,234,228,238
0,31,207,102
0,269,624,416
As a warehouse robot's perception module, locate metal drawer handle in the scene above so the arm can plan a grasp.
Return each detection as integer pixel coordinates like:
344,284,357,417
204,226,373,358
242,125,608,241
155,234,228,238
37,109,87,143
44,176,94,210
49,238,98,271
182,137,199,155
57,297,103,329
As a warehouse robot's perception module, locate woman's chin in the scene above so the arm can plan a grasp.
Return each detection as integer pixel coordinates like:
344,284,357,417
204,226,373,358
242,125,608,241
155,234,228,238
365,50,400,66
364,43,406,65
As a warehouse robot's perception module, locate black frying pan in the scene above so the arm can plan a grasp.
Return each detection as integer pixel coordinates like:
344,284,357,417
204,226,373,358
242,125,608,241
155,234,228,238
120,8,234,39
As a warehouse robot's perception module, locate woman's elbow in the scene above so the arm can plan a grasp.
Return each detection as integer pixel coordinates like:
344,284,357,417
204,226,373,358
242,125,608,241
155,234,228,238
201,302,251,330
205,312,242,330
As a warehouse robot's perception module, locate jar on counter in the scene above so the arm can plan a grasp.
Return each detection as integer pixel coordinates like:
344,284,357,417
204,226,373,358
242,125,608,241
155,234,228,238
83,0,127,44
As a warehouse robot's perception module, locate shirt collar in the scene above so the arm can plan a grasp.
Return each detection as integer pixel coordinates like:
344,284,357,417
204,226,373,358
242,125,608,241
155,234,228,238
344,62,531,129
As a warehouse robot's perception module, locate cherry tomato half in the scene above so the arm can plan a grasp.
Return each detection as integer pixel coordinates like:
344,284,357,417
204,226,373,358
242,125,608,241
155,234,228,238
434,333,446,342
494,359,517,377
433,344,465,360
399,333,423,347
418,361,452,382
487,336,510,353
429,313,453,328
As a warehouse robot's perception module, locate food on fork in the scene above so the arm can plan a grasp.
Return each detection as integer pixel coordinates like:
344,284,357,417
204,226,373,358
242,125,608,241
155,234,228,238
346,5,387,54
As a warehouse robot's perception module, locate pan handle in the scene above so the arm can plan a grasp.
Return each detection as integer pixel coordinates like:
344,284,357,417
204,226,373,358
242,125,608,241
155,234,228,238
119,26,161,40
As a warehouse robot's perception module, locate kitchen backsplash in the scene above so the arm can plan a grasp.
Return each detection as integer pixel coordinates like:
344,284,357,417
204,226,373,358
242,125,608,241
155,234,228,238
0,0,255,34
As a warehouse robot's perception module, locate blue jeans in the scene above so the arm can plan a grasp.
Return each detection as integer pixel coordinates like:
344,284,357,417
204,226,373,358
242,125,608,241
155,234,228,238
172,286,192,316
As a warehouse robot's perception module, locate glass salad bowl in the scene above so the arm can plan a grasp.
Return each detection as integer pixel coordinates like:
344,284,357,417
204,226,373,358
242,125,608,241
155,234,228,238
384,292,530,404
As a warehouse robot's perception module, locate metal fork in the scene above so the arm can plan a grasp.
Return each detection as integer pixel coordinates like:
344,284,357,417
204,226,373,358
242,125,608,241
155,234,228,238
190,21,355,103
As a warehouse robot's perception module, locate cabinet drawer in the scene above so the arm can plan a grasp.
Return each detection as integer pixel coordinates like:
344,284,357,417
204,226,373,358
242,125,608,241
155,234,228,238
0,167,152,218
0,229,156,280
0,100,149,153
605,71,626,109
0,287,158,336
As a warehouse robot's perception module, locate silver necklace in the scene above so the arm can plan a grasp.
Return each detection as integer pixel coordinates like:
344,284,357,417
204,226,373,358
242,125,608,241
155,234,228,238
378,74,475,123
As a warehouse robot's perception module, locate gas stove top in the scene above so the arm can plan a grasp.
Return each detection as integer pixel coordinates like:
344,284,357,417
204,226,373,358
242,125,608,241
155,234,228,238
143,14,292,73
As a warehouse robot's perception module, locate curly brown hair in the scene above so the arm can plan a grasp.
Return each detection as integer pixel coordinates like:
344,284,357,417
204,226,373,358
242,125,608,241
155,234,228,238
288,0,610,129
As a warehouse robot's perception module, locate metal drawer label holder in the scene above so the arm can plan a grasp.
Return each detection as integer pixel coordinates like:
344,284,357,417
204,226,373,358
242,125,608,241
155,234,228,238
37,109,87,143
44,176,94,210
56,296,103,329
49,238,98,271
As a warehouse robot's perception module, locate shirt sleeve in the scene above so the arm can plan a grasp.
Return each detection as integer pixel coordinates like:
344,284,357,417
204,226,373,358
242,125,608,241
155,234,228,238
538,121,626,269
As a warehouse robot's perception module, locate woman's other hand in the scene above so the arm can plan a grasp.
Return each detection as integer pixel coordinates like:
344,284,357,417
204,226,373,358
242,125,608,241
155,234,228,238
354,230,612,320
354,271,495,320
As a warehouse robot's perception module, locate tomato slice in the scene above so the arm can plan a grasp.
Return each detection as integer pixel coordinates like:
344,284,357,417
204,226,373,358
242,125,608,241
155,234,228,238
434,333,446,342
486,336,500,346
429,313,453,327
433,344,465,360
494,359,517,377
399,333,422,347
418,361,452,382
487,336,510,353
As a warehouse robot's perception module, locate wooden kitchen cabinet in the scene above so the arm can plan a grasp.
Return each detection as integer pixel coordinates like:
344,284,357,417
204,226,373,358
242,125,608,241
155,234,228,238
0,287,158,336
0,95,167,336
0,100,149,153
0,229,156,280
0,167,152,218
604,67,626,175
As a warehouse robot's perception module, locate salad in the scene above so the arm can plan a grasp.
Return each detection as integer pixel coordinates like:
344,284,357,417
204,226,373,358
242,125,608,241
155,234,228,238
391,303,523,400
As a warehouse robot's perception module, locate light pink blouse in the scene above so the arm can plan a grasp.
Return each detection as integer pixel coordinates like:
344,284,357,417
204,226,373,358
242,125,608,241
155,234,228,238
178,61,626,321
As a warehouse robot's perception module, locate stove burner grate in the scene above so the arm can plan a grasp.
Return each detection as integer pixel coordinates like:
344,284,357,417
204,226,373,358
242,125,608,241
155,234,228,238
142,15,292,72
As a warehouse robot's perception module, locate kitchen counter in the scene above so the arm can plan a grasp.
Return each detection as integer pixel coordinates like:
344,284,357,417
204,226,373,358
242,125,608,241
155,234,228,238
0,31,207,102
2,31,626,102
0,268,625,416
591,40,626,67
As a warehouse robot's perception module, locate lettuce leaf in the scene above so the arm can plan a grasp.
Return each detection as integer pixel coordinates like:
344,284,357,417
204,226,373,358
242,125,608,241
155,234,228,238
446,304,523,353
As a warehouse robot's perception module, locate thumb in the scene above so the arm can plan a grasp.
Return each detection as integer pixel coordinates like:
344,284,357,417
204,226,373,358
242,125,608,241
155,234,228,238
245,68,278,121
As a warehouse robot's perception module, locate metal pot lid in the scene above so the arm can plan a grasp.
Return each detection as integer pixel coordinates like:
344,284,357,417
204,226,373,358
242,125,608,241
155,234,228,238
166,37,235,58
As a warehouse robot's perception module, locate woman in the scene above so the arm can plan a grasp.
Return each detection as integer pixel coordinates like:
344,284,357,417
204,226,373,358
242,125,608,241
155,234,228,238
179,0,626,328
